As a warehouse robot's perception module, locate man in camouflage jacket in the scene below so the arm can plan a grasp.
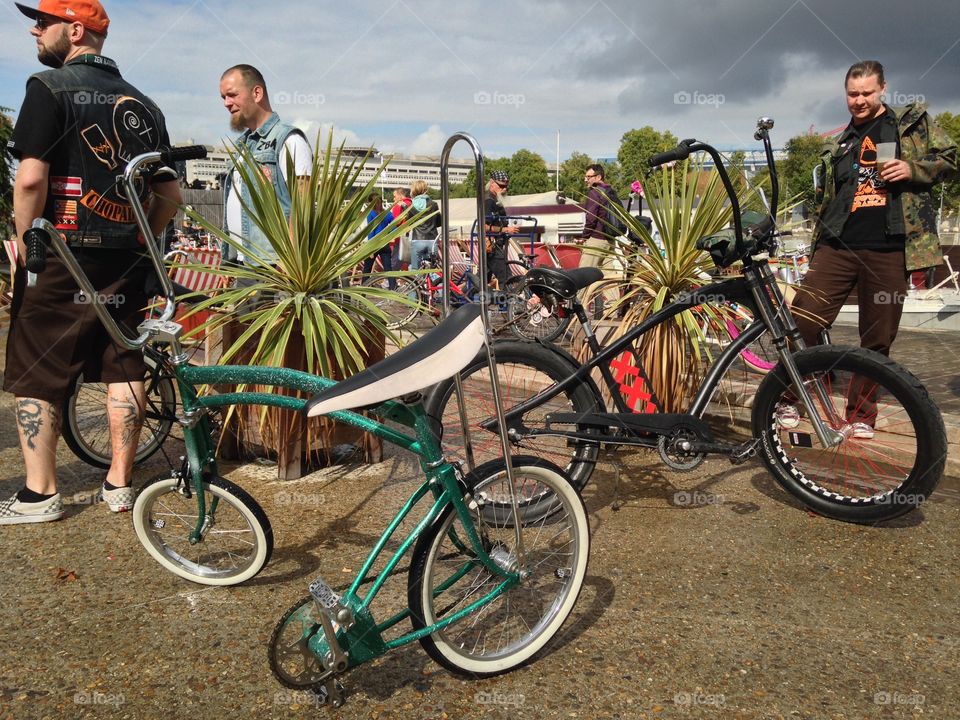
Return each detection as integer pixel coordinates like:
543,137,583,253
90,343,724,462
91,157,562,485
812,102,957,271
786,61,957,433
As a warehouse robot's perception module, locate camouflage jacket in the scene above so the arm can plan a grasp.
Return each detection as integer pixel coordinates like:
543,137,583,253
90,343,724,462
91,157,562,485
812,103,958,270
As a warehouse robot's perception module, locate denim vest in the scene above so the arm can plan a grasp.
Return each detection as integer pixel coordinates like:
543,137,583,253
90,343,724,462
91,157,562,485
222,113,307,264
30,55,172,249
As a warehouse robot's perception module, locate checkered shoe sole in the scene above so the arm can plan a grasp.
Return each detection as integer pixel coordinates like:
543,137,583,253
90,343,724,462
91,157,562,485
0,493,65,525
101,485,136,513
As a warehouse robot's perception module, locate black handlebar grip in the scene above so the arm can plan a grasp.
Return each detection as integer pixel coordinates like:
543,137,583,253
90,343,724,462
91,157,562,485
160,145,208,164
23,227,47,273
648,138,697,168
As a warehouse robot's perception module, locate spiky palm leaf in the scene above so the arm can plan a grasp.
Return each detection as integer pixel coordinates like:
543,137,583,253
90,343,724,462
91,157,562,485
581,158,760,412
175,131,432,462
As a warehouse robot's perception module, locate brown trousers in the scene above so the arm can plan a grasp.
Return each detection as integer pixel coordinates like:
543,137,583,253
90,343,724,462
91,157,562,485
790,243,908,424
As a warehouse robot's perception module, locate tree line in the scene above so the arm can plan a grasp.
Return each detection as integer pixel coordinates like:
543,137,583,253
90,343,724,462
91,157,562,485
3,109,960,241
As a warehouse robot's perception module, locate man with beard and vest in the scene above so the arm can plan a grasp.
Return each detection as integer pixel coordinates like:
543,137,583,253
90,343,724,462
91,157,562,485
1,0,181,525
219,64,312,268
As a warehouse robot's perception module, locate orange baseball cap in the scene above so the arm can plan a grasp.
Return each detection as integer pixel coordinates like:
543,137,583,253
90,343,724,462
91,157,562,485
15,0,110,34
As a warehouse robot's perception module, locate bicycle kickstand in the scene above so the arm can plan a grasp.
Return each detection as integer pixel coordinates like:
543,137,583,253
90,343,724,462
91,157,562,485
603,448,625,511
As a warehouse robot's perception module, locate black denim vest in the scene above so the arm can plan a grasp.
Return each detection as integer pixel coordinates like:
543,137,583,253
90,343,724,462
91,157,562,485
31,55,170,248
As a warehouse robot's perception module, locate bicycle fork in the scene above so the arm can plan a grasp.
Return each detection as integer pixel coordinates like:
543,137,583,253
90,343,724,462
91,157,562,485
747,261,844,449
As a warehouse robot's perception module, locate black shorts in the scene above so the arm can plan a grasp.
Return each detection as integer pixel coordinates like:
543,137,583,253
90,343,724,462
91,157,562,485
3,250,151,403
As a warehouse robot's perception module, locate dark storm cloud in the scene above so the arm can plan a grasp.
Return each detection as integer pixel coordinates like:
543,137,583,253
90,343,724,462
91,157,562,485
566,0,960,117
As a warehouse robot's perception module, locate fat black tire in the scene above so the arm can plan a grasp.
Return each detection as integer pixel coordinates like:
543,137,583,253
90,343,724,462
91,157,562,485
504,276,573,343
753,346,946,523
424,341,601,490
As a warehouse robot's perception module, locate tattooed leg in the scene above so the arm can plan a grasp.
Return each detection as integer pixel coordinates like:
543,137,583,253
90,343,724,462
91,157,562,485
15,397,61,495
105,381,146,487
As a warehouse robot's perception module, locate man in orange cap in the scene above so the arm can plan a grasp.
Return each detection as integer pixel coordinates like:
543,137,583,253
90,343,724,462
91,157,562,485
1,0,181,525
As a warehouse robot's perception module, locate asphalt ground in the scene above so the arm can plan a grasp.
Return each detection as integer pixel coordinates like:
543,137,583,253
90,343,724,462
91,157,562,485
0,324,957,720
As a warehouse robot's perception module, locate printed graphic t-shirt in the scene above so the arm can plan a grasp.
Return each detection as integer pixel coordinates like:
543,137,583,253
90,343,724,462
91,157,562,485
840,122,898,250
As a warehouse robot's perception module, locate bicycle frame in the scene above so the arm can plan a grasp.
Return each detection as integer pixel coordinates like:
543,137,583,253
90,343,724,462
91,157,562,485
26,146,526,672
495,242,845,450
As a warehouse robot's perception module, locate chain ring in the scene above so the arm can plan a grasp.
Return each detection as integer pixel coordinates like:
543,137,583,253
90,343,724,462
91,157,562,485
657,427,706,471
268,595,331,689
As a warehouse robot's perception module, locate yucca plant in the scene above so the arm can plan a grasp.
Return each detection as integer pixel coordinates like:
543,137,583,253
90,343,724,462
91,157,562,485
580,158,761,412
177,131,430,474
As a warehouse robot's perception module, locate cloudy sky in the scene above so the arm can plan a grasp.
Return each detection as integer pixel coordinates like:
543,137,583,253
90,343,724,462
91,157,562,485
2,0,959,161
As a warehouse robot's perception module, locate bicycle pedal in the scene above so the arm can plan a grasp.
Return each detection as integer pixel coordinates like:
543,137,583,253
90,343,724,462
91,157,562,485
315,678,346,709
729,438,760,465
308,576,341,609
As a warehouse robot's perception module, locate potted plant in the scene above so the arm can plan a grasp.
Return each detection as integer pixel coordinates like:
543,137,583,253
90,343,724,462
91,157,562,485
580,159,761,413
179,132,428,478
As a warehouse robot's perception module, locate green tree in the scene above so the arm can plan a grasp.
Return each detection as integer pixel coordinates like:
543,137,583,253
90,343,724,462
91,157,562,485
934,111,960,217
617,126,679,182
558,151,593,199
506,148,551,195
778,133,824,214
0,107,14,246
450,149,550,198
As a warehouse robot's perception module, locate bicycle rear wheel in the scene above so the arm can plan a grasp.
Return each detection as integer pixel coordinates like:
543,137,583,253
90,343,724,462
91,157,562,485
723,315,778,374
408,457,589,677
61,354,177,468
132,473,273,585
753,346,946,523
504,276,572,342
424,341,602,490
365,276,422,330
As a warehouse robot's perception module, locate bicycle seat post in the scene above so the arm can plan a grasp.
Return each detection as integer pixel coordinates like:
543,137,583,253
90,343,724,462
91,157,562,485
441,132,526,566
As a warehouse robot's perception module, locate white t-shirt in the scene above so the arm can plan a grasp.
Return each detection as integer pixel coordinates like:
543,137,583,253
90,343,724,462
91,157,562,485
225,131,312,260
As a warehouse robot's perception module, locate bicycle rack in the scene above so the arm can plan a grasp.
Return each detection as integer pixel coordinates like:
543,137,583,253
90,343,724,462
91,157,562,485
440,133,526,561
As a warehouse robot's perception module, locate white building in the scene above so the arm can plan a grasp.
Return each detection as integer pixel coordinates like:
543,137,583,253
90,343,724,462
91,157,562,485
183,146,231,190
343,149,474,191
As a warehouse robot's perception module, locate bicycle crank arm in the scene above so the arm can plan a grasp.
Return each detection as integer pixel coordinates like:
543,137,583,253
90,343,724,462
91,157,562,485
308,577,353,674
685,438,760,463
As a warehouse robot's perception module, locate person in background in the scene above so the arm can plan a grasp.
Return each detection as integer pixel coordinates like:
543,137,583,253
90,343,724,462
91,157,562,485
362,193,395,289
219,63,312,267
483,170,518,290
407,180,440,273
389,186,412,270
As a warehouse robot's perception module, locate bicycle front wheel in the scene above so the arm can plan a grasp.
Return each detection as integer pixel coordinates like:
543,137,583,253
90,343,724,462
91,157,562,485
408,457,589,677
133,474,273,585
424,341,602,490
753,346,946,523
61,354,177,469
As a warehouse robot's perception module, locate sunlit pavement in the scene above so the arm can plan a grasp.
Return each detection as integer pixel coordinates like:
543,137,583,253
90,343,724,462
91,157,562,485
0,325,957,719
